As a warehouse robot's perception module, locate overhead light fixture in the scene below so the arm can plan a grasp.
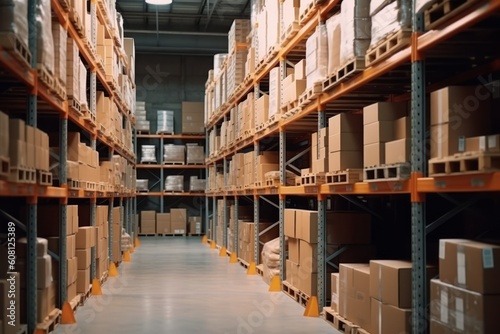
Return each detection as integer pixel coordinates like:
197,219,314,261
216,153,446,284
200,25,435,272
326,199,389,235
145,0,172,4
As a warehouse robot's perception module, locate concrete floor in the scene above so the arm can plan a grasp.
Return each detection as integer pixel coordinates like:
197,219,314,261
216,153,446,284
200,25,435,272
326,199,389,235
54,237,340,334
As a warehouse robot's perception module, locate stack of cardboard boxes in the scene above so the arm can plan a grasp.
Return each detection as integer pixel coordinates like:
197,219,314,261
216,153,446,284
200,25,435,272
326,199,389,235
281,60,306,108
188,216,202,235
430,239,500,333
311,128,329,174
96,205,109,279
111,206,122,262
238,221,279,264
76,226,95,294
171,208,187,235
363,102,408,167
227,205,253,252
141,210,156,235
182,102,205,134
305,24,328,90
282,0,300,42
51,19,67,90
97,22,119,87
328,113,363,172
256,94,269,130
156,213,171,235
256,152,279,185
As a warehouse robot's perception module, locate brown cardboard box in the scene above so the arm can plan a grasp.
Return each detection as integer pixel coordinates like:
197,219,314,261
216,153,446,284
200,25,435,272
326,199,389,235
430,122,491,158
76,248,91,270
47,235,76,260
329,150,363,172
285,79,307,103
189,216,202,234
9,118,25,140
256,94,269,126
257,151,279,164
393,116,410,140
9,139,27,167
296,270,317,297
329,132,363,152
67,257,78,285
156,213,171,234
67,132,81,162
430,279,500,334
67,281,77,302
364,143,385,167
141,219,156,234
465,135,487,152
288,237,300,264
363,102,407,125
77,267,90,293
339,263,370,329
364,121,394,145
331,273,340,312
284,209,296,237
299,240,317,273
76,227,95,249
294,59,306,80
296,210,318,243
326,211,371,245
329,113,363,134
171,208,187,224
286,260,295,285
439,240,500,294
141,210,156,221
257,163,279,181
36,255,52,289
371,298,411,334
283,73,295,90
385,138,410,164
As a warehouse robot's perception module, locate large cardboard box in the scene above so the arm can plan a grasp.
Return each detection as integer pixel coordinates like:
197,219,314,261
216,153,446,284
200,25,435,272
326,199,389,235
284,208,298,238
189,216,202,234
141,210,156,221
364,142,385,167
47,235,76,260
171,208,187,223
331,273,340,312
329,132,363,152
385,138,410,164
364,121,394,145
363,102,407,125
430,279,500,334
339,263,371,331
371,298,411,334
141,219,156,234
156,213,171,234
329,150,363,171
76,248,91,270
329,113,363,135
296,270,317,297
77,267,90,293
256,94,269,126
296,210,318,243
76,227,95,249
439,239,500,294
393,116,410,140
288,237,300,264
299,240,317,273
67,257,78,285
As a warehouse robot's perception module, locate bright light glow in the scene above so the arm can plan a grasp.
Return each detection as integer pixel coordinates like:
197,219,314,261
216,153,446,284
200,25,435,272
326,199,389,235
145,0,172,4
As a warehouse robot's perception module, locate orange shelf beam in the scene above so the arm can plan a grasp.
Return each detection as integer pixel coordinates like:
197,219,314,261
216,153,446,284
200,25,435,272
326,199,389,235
136,134,206,139
0,48,35,88
0,181,66,198
320,180,411,195
417,173,500,193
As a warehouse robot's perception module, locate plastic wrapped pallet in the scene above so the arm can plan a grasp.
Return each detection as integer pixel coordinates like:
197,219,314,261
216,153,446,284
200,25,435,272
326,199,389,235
165,175,184,192
370,0,411,48
80,60,88,108
189,176,206,192
266,0,280,52
282,0,300,35
306,24,328,89
51,20,67,85
339,0,371,65
157,110,174,134
140,145,156,163
268,67,280,121
213,53,227,77
0,0,29,48
256,9,267,63
163,145,185,164
326,14,341,76
261,237,280,285
228,19,250,52
136,179,148,191
36,0,55,75
121,228,132,251
186,145,204,164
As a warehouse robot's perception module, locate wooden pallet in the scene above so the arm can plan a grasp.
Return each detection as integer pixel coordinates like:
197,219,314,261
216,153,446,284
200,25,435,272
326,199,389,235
281,21,301,47
157,131,175,135
37,170,53,186
138,233,157,237
429,151,500,176
281,100,300,115
298,82,323,107
164,189,185,193
267,113,281,126
0,32,32,69
97,183,106,192
9,166,36,184
363,162,411,182
100,270,109,286
282,281,310,307
158,233,186,237
83,108,97,127
140,160,158,164
35,308,61,334
97,123,107,137
238,258,250,269
52,78,67,101
256,264,264,277
323,307,360,334
0,156,9,180
37,64,55,90
67,96,82,116
365,29,411,67
163,161,184,165
79,284,92,306
299,1,316,25
323,57,365,92
67,179,80,189
255,122,267,133
81,181,96,191
254,181,265,188
301,172,326,185
325,169,363,185
295,175,302,186
424,0,480,29
265,177,281,187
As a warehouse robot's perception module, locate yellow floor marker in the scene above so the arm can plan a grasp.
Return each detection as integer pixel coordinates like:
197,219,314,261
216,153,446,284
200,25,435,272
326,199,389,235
210,240,216,249
229,252,238,263
129,245,135,254
92,278,102,295
219,246,227,256
109,262,119,277
202,235,208,244
123,250,131,262
135,237,141,247
247,261,257,275
268,275,281,292
61,301,76,324
303,296,320,317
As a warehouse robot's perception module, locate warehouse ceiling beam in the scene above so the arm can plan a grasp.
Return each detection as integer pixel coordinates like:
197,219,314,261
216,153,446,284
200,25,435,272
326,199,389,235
338,195,385,222
204,0,221,31
196,0,208,27
121,10,243,20
425,197,480,235
240,0,251,16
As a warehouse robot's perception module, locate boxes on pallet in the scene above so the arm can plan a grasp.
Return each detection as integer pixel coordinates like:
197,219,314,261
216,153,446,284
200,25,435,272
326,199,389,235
189,176,206,191
66,37,79,99
8,119,27,167
36,0,54,75
282,0,300,36
331,273,340,312
369,0,411,49
339,0,371,65
124,38,135,83
306,24,328,89
245,47,255,77
371,298,411,334
165,175,184,192
256,94,269,127
268,67,282,121
189,216,202,234
266,0,280,51
255,10,267,63
326,14,341,76
164,145,185,164
284,209,296,237
52,20,67,85
0,0,28,47
171,208,187,234
430,278,500,334
339,263,371,332
80,60,88,107
181,102,204,134
156,213,171,234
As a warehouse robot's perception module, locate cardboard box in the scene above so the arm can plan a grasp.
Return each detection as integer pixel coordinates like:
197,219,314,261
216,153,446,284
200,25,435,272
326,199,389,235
329,150,363,171
141,210,156,221
67,257,78,285
296,210,318,243
363,102,407,125
77,267,90,293
284,209,296,237
284,79,307,103
256,94,269,126
9,118,25,140
47,235,76,260
288,237,300,264
76,227,95,249
331,273,340,312
296,271,317,297
67,132,81,162
286,260,296,286
171,208,187,223
439,239,500,294
339,263,371,330
385,138,410,164
329,113,363,134
294,59,306,80
156,213,171,234
76,248,91,270
329,132,363,152
189,216,202,234
393,116,410,140
371,298,411,334
9,139,27,167
364,142,385,167
364,121,394,145
299,240,317,273
36,255,52,289
430,279,500,334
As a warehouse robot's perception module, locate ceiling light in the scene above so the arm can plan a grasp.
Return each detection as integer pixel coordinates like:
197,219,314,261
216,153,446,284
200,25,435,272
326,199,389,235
145,0,172,4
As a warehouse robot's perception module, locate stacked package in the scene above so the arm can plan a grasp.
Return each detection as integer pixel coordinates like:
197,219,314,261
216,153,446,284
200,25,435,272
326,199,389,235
339,0,371,65
36,0,55,76
306,24,328,89
430,239,500,333
111,206,122,262
186,144,204,164
282,0,300,38
136,179,148,191
75,226,95,294
181,101,204,134
135,101,150,132
238,221,279,265
95,205,109,279
282,60,306,107
369,0,411,49
157,110,174,134
0,0,28,47
328,113,363,172
165,175,184,192
311,128,328,173
140,145,157,163
189,176,206,192
325,14,341,76
164,144,185,164
51,20,67,87
171,208,187,235
266,0,280,53
189,216,202,235
156,213,171,234
141,210,156,234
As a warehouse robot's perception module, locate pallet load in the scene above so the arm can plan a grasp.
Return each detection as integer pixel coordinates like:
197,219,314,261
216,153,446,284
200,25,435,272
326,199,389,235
165,175,184,192
188,216,202,235
238,221,279,265
311,128,329,176
111,206,122,262
281,60,306,115
365,0,411,67
305,24,328,93
181,102,204,134
36,0,55,90
96,205,109,279
9,118,36,184
66,37,83,113
268,67,283,126
430,239,500,333
135,101,150,133
255,93,269,131
281,0,300,45
189,176,206,192
164,144,185,164
340,0,371,66
171,208,187,235
140,210,156,235
254,9,267,67
266,0,281,56
0,0,30,68
76,226,95,295
156,213,171,235
51,19,67,100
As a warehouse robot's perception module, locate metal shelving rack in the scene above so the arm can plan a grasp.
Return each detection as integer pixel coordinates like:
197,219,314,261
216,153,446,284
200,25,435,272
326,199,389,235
204,1,500,332
0,0,136,331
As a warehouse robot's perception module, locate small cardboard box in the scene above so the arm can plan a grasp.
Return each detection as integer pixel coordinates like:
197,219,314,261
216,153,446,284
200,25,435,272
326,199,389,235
364,143,385,167
371,298,411,334
76,248,91,270
77,267,90,293
76,227,95,249
385,138,410,164
364,121,394,145
288,237,300,264
296,210,318,243
284,209,296,237
363,102,407,125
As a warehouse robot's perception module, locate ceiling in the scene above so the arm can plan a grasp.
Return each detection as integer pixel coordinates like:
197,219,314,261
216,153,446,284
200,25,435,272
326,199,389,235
118,0,252,55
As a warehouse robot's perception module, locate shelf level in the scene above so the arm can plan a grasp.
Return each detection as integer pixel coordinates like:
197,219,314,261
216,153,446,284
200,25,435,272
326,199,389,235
136,164,206,169
418,173,500,193
0,181,66,198
136,192,206,197
136,134,206,139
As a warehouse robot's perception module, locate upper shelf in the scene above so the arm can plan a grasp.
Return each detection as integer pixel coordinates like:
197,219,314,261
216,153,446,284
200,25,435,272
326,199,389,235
136,164,206,169
136,134,206,139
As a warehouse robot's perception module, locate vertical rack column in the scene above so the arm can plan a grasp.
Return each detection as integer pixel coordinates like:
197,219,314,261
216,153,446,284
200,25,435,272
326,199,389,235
253,142,260,264
108,198,114,261
212,196,217,242
411,7,427,334
279,130,286,282
160,136,164,212
317,109,326,309
58,118,68,305
234,197,239,257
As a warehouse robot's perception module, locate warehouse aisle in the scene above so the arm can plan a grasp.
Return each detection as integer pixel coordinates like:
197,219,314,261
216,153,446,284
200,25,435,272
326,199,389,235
54,237,340,334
